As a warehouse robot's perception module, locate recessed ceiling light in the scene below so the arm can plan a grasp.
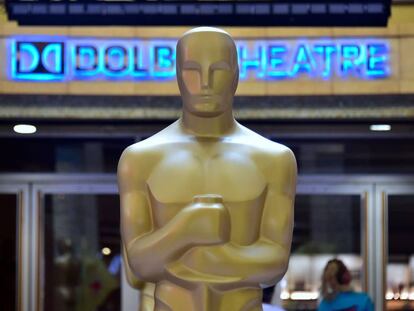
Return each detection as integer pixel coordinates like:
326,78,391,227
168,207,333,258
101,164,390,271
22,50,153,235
13,124,37,134
370,124,391,131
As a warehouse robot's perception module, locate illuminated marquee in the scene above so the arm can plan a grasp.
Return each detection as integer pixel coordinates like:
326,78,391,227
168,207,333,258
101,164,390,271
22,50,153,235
8,36,390,82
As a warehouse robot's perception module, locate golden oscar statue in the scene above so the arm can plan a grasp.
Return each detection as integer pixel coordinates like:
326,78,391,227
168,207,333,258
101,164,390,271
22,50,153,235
118,27,297,311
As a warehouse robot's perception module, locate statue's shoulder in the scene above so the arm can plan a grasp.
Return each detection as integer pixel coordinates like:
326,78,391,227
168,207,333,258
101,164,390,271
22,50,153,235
120,139,160,162
237,123,295,159
118,140,163,183
118,122,183,177
121,121,181,158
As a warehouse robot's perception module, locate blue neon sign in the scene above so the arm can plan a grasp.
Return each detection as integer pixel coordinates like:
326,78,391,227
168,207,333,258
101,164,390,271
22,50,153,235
7,36,390,82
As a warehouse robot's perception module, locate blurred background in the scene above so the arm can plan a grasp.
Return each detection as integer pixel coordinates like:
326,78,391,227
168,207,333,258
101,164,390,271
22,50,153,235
0,1,414,311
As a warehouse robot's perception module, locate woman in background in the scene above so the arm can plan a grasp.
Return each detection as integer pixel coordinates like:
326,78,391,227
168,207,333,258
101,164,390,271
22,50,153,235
318,259,374,311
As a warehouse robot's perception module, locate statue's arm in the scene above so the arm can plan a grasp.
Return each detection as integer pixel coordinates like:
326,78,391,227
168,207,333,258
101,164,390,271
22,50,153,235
174,148,297,286
122,242,146,290
119,147,229,282
241,147,297,286
119,148,188,282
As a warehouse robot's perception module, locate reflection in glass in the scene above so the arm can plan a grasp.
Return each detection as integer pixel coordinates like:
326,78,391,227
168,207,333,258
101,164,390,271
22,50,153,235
0,194,17,311
387,195,414,311
43,194,121,311
281,194,362,311
278,138,414,174
0,137,133,173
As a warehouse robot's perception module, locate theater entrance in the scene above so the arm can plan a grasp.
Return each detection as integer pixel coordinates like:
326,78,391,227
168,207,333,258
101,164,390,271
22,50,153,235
2,174,413,311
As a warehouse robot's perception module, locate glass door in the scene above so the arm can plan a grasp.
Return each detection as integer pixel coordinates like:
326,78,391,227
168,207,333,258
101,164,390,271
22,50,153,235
0,182,29,311
378,182,414,311
279,178,375,311
32,179,126,311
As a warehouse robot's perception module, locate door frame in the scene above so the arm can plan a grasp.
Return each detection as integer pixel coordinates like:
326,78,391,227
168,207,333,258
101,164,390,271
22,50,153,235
376,181,414,311
297,179,375,301
31,180,118,311
0,181,30,311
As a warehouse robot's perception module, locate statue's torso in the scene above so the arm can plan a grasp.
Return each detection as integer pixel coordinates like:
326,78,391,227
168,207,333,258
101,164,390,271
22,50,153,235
146,139,269,246
129,125,288,311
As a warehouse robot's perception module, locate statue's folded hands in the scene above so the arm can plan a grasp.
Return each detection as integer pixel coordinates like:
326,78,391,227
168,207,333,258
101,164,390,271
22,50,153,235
166,239,290,289
125,197,231,282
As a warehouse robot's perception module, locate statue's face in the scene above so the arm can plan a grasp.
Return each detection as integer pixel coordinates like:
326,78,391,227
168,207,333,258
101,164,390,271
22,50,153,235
177,32,239,117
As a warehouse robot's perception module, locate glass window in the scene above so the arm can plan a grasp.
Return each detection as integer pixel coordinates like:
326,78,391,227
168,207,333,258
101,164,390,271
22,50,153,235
43,194,121,311
0,193,17,311
280,194,363,311
277,139,414,174
386,195,414,311
0,138,134,173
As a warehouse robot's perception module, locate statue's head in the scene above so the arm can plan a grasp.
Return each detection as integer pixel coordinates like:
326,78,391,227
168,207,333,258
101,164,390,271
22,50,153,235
176,27,239,117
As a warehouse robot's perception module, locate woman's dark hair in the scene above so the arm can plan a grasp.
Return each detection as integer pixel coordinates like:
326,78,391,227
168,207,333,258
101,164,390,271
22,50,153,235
321,258,352,301
333,259,352,285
